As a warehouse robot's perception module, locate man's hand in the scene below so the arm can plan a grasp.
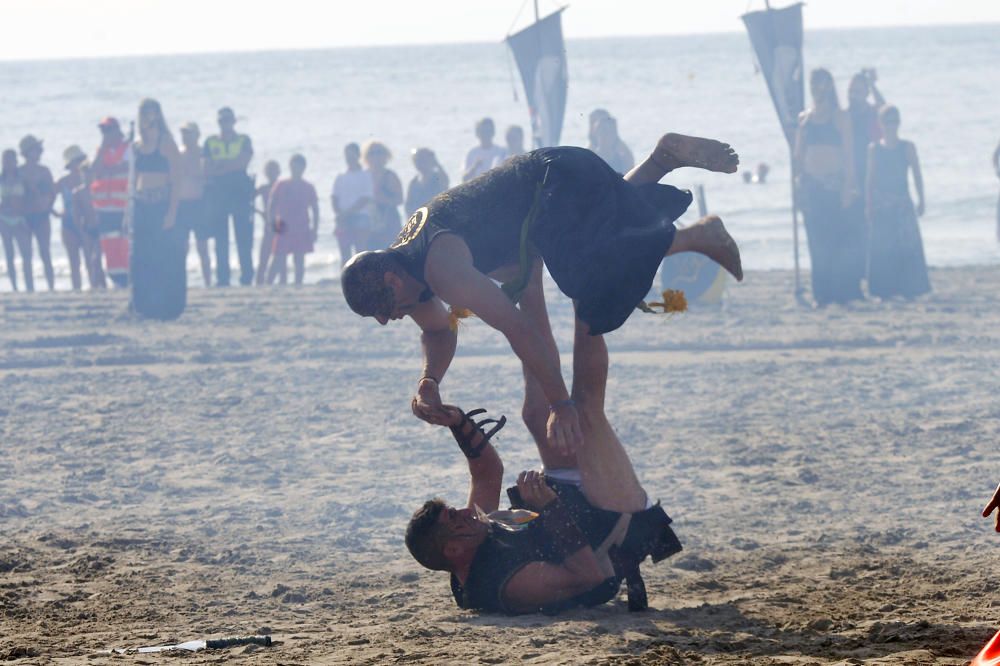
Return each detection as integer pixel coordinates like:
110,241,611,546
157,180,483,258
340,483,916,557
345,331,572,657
982,482,1000,532
517,470,557,511
546,401,583,456
410,378,451,426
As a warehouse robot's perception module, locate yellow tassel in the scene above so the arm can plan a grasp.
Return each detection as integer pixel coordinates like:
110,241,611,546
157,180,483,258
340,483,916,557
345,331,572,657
448,306,474,332
642,289,688,314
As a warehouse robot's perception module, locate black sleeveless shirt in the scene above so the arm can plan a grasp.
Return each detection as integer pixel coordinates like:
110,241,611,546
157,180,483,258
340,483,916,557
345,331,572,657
449,519,620,614
388,152,545,288
449,482,682,614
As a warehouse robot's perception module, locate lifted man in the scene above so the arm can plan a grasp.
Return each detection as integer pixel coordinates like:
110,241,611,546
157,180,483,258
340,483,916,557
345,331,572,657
342,134,742,458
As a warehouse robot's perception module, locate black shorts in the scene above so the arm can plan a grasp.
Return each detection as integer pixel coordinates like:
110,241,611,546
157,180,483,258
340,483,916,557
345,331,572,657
178,198,213,241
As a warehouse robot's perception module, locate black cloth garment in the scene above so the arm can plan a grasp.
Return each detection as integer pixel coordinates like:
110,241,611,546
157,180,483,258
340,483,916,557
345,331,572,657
130,199,187,320
867,142,930,299
450,480,681,614
389,147,691,335
800,175,865,306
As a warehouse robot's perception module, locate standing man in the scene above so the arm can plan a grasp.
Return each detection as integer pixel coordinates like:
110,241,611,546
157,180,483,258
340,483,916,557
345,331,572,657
90,117,131,288
177,122,212,287
332,142,373,265
461,118,506,183
203,106,254,286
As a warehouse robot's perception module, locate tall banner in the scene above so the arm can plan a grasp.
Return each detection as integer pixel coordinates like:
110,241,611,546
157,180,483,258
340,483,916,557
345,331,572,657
741,3,804,147
505,9,568,148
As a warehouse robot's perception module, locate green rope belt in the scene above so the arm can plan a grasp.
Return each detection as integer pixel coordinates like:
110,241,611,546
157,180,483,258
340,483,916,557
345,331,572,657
500,166,549,305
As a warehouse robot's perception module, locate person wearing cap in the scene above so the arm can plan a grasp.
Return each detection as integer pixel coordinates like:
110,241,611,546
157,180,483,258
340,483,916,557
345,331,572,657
203,106,254,287
177,121,212,287
91,116,132,288
54,146,102,290
19,134,56,291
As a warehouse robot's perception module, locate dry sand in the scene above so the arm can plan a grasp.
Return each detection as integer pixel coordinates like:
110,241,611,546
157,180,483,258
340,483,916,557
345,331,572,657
2,266,999,665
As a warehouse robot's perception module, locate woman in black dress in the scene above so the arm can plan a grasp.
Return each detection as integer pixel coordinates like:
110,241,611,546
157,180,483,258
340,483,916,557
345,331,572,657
865,105,929,299
129,98,186,320
794,68,864,306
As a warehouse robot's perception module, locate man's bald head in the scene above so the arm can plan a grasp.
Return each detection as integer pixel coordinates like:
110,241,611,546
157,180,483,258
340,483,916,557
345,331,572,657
340,250,400,318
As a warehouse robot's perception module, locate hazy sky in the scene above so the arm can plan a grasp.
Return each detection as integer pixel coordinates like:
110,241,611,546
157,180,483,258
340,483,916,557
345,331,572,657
3,0,999,61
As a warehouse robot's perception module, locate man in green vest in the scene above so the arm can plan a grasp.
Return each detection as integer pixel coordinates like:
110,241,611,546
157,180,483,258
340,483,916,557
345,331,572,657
203,106,254,286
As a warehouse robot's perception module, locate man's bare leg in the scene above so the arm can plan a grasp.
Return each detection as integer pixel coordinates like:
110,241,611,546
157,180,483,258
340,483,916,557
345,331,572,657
570,317,646,514
622,134,743,281
517,259,577,470
669,215,742,281
625,133,740,186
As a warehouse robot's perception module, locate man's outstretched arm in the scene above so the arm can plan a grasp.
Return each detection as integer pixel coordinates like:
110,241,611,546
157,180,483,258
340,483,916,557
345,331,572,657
442,406,504,514
410,297,458,426
425,235,582,454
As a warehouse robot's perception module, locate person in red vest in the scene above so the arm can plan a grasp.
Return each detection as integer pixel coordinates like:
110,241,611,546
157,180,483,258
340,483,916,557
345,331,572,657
91,117,131,287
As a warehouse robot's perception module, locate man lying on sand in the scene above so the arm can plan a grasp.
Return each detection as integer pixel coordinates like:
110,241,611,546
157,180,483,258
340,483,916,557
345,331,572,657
341,133,742,457
404,321,681,614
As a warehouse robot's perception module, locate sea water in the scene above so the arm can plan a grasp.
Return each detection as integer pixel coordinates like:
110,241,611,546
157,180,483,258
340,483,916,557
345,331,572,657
1,24,998,292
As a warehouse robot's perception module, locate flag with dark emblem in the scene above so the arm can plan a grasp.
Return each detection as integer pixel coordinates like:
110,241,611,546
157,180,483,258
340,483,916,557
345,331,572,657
741,2,805,147
505,9,569,148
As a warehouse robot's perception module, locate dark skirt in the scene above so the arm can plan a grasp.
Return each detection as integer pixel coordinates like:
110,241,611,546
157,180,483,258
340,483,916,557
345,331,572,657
529,148,692,335
867,197,931,299
131,200,187,321
800,176,865,306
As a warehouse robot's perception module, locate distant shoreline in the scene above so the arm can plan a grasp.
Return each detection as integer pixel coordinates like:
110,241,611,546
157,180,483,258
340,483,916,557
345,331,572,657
2,21,999,64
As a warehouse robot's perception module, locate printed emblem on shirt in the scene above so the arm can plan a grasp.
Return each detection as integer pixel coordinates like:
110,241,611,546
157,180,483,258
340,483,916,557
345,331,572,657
392,206,428,248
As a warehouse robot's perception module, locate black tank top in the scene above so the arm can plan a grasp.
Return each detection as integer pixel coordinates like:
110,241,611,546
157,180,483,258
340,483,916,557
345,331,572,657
803,115,841,146
135,137,169,174
870,142,910,200
388,152,544,289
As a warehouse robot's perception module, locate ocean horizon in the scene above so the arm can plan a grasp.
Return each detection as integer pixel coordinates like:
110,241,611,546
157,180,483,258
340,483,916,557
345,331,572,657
1,23,998,291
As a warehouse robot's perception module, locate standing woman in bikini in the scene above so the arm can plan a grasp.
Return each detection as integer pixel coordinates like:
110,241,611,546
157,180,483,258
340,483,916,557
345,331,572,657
0,149,32,291
129,98,186,319
794,68,864,306
18,135,56,291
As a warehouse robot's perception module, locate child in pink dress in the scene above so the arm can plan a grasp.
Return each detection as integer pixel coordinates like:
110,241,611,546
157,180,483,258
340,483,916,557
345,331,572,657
267,154,318,285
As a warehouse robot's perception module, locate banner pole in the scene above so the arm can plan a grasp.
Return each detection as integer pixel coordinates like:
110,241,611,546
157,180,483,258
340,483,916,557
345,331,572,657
789,145,804,301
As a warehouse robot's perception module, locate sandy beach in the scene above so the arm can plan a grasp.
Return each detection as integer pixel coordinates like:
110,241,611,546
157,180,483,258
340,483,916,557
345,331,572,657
2,265,999,665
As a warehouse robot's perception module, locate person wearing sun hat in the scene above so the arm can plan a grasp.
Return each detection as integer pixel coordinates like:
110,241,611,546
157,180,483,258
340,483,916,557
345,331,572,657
53,145,95,290
18,134,56,290
177,121,213,287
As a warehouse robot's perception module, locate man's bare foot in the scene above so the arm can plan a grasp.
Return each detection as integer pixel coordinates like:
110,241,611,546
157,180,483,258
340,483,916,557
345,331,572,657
654,133,739,174
672,215,743,281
